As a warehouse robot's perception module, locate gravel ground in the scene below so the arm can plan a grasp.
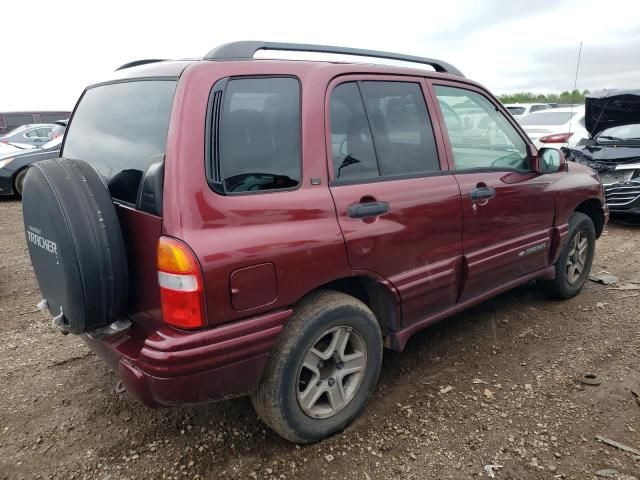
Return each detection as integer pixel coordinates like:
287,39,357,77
1,198,639,480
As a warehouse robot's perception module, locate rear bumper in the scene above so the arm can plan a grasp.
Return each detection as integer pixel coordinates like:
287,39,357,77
83,309,291,407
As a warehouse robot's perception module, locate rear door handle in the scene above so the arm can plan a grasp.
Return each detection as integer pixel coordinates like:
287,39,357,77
348,201,390,219
470,187,496,201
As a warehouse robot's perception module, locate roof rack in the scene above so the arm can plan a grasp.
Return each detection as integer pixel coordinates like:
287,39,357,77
203,41,464,77
115,59,167,71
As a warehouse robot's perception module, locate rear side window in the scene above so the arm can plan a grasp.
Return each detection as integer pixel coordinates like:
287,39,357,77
360,81,439,175
330,83,379,180
214,77,301,194
330,81,439,182
63,80,176,205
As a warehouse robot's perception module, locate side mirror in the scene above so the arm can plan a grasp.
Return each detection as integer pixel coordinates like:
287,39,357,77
534,147,567,173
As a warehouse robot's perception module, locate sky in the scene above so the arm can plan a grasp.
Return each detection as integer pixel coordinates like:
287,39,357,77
2,0,639,111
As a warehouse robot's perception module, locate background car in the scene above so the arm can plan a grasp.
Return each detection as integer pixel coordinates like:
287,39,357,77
0,121,66,197
519,106,588,149
0,111,71,135
0,123,64,147
504,103,553,120
564,90,640,217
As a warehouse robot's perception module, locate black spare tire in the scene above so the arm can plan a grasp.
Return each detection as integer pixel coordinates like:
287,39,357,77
22,158,128,334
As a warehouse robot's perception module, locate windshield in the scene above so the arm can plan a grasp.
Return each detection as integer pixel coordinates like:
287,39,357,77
596,123,640,142
519,111,578,126
506,107,525,115
63,80,176,205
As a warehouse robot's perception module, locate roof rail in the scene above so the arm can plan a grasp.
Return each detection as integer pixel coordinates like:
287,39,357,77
115,59,167,71
203,41,464,77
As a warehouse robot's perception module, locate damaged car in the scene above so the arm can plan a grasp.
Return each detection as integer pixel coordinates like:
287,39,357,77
563,90,640,216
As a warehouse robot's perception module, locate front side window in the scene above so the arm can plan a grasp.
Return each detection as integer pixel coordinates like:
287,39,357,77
434,86,529,171
217,77,301,194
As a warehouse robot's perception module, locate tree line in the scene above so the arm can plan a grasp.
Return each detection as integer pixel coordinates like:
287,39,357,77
498,89,590,105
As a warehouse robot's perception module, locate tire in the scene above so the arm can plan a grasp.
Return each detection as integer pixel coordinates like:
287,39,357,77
539,212,595,299
14,168,27,198
22,158,128,334
252,290,383,443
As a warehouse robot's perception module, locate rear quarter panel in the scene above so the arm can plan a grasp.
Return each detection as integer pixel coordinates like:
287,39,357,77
162,62,353,327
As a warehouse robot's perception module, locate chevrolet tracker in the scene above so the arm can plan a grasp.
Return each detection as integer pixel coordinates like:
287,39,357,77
22,41,608,443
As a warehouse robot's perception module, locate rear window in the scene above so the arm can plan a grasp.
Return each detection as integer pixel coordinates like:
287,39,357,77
506,107,525,115
6,114,34,129
41,113,68,123
63,80,176,204
520,111,577,125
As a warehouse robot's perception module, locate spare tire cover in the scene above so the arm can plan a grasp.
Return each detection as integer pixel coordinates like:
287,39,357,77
22,158,128,334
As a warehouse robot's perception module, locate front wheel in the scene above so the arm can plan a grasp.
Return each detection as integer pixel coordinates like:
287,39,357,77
251,290,382,443
539,212,596,299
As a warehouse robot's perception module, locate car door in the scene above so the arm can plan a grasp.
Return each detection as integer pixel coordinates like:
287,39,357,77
430,82,556,301
327,76,463,327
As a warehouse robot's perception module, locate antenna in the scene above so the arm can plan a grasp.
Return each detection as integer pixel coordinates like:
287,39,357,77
568,42,583,141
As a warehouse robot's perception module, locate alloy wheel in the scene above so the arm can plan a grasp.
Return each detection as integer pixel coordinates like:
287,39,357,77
566,230,589,284
296,326,367,419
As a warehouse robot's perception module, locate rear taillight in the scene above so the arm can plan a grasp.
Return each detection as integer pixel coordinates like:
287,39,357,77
540,132,573,143
157,237,205,329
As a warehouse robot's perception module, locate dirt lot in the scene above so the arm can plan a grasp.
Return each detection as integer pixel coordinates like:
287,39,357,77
1,198,639,480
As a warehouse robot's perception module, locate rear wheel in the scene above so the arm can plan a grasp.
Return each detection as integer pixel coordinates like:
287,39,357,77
539,212,595,299
14,168,27,198
251,290,382,443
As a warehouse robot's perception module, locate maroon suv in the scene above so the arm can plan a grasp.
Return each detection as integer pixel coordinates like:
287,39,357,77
22,41,608,443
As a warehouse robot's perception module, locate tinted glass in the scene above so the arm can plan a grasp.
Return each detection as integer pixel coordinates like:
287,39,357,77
519,111,577,125
435,85,528,171
507,107,525,115
63,80,176,204
25,128,39,138
219,77,301,193
360,81,439,175
5,114,34,129
41,114,67,123
530,104,550,113
330,82,378,180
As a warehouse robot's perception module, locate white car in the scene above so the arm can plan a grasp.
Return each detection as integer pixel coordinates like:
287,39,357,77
504,103,553,120
519,106,588,150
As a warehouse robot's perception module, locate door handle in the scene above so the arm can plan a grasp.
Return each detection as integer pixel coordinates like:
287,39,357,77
348,201,390,219
470,187,496,201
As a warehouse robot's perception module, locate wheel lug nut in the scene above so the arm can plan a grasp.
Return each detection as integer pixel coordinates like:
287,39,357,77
336,362,344,370
328,378,335,387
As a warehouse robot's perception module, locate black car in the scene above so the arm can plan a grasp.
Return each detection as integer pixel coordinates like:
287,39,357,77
0,121,67,198
564,90,640,217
